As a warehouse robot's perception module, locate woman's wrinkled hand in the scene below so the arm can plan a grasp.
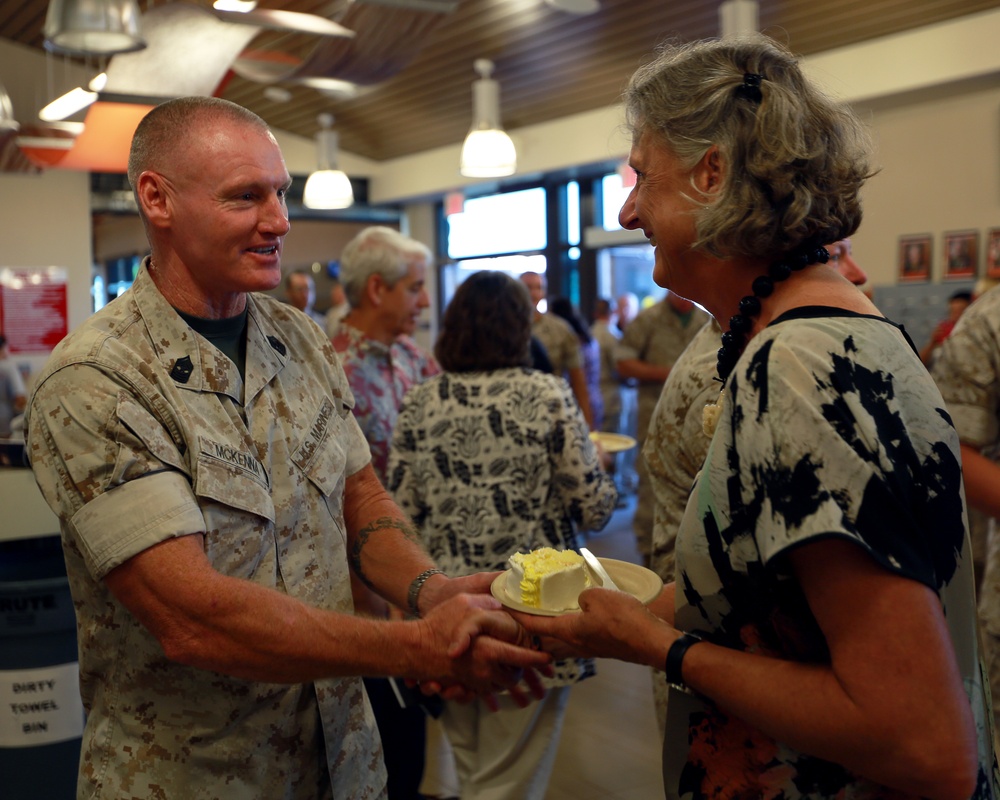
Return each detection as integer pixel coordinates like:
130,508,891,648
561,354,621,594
510,587,669,666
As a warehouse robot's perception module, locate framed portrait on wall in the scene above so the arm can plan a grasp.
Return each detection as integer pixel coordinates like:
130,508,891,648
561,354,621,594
943,230,978,279
986,228,1000,279
898,234,931,282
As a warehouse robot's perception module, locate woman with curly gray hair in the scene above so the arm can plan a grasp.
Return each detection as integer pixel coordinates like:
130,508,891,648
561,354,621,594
515,35,996,800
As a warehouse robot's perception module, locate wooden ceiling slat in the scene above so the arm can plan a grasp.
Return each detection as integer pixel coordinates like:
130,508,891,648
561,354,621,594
3,0,999,162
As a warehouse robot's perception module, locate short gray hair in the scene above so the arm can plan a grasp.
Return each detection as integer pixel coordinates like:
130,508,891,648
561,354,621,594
624,35,875,259
339,226,433,307
127,96,269,202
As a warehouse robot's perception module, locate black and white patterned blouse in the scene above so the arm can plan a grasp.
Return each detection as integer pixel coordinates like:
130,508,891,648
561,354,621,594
666,307,999,799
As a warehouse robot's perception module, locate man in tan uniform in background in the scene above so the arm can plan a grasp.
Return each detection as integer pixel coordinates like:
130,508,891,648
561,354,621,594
520,271,593,428
615,291,709,565
932,281,1000,742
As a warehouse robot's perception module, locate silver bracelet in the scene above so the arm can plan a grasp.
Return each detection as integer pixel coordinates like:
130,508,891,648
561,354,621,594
407,568,445,617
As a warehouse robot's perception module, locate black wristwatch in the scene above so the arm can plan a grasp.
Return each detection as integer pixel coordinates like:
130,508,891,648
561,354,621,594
664,631,704,695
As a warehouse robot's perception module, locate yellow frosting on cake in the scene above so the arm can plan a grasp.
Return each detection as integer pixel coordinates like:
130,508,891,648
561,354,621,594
508,547,588,609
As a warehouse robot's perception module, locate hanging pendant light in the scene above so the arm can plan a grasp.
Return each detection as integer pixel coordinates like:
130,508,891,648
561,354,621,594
0,80,18,132
38,72,107,122
44,0,146,56
460,59,516,178
303,113,354,210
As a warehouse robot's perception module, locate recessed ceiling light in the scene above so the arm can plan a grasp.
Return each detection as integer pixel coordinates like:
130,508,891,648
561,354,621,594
544,0,599,15
263,86,292,103
213,0,257,12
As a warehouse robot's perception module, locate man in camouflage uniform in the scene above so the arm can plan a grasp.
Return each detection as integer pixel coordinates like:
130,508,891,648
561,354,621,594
24,97,547,800
520,271,593,427
592,298,623,435
615,292,710,565
932,281,1000,739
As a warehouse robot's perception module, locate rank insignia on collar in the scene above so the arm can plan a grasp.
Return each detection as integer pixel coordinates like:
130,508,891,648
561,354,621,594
170,355,194,384
267,335,287,356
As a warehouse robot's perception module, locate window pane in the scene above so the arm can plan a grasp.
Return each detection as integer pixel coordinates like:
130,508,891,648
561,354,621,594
439,254,547,310
601,173,632,231
566,181,580,246
446,188,547,258
596,245,665,308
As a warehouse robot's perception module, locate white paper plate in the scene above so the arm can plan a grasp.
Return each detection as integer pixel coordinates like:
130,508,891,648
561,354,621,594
491,557,663,616
588,431,637,453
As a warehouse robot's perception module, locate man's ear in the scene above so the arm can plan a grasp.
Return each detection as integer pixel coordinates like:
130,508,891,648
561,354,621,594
365,273,386,307
693,145,724,195
136,172,170,229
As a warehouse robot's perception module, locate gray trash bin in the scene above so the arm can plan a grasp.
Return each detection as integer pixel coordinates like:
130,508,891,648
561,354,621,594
0,535,81,799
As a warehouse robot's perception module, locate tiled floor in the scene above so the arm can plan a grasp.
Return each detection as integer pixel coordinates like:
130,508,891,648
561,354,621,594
422,494,666,799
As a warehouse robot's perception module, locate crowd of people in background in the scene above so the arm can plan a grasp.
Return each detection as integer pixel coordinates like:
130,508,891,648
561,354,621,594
13,30,1000,800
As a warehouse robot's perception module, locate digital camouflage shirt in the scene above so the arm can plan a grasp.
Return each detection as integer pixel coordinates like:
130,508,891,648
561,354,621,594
645,319,721,582
932,284,1000,455
25,261,386,799
531,313,582,378
667,308,999,800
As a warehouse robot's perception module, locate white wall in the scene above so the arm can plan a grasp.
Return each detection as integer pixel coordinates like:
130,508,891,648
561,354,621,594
855,82,1000,287
0,169,92,381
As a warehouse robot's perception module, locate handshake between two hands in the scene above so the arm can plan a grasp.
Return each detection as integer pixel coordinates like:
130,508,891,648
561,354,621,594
407,570,571,711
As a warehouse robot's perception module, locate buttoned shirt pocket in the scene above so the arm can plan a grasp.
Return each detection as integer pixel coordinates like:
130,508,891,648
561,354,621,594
113,393,189,484
194,435,275,523
290,395,351,497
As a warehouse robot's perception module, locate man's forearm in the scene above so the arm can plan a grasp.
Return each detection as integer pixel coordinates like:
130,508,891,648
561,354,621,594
960,443,1000,518
343,463,440,612
616,358,670,383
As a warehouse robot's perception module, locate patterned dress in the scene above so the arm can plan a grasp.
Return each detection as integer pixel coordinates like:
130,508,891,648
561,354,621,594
666,307,999,799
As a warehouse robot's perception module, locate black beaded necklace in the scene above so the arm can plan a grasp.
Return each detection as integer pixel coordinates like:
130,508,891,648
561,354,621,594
715,244,830,383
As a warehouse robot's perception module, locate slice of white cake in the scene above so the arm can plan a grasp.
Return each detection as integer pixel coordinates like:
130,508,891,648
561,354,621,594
508,547,590,611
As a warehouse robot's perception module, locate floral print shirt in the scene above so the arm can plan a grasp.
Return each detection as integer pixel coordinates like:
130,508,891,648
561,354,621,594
332,321,440,484
666,307,999,799
387,367,618,686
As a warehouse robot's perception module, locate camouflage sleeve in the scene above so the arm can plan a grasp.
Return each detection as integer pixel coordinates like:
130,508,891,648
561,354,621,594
615,308,651,363
560,325,583,371
645,325,720,580
932,293,1000,451
26,363,206,579
343,410,374,477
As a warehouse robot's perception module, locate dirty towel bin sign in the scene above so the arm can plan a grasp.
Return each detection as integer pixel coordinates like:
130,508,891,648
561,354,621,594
0,662,84,746
0,536,84,798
